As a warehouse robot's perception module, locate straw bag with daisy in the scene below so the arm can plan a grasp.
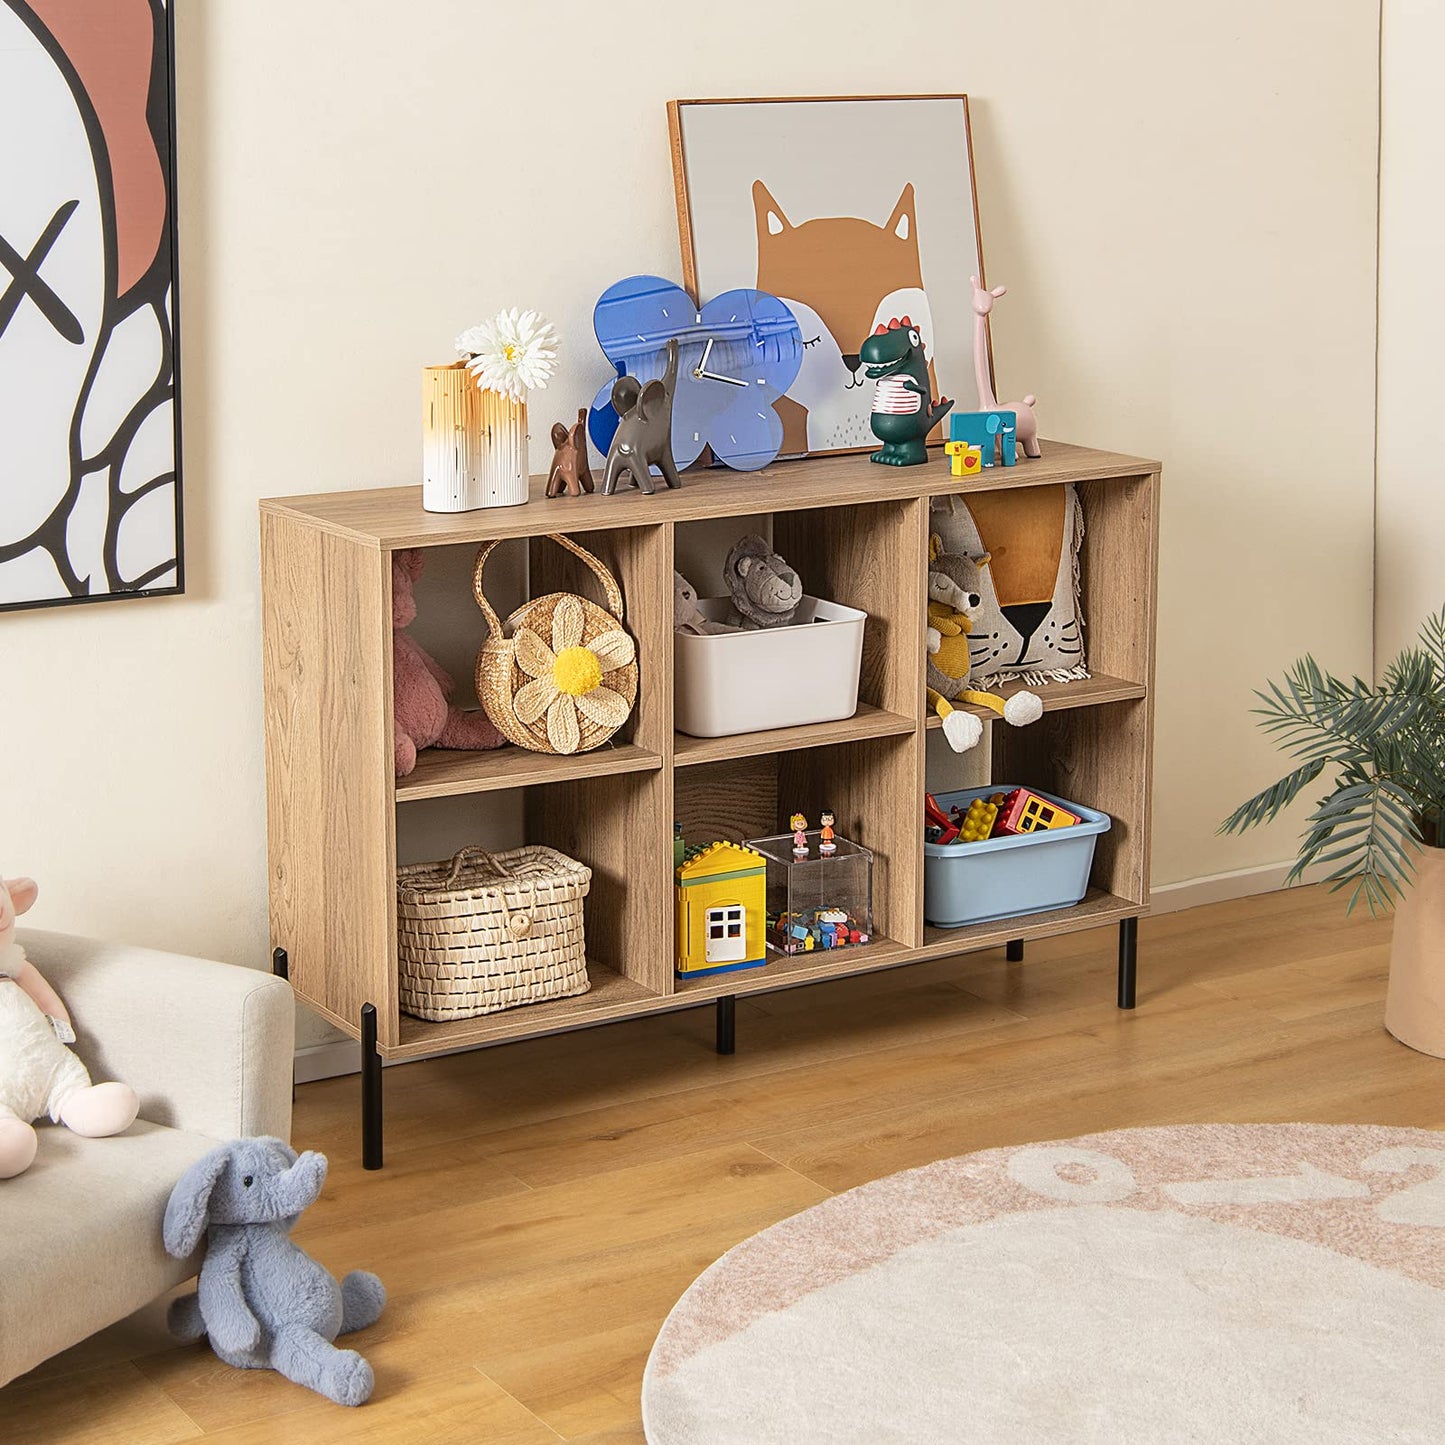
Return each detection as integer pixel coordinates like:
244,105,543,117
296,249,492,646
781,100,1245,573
473,533,638,755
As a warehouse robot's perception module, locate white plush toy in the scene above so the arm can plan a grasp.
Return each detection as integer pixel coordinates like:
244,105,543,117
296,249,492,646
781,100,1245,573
0,876,139,1178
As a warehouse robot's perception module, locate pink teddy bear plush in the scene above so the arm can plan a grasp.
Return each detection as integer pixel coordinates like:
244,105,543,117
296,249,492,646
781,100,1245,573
0,877,139,1178
392,549,505,777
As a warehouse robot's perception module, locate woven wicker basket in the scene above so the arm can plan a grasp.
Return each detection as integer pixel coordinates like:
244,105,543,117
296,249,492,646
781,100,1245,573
474,533,638,756
397,846,592,1022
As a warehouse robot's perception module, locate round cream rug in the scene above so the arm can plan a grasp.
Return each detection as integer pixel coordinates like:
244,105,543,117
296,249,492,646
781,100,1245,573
643,1124,1445,1444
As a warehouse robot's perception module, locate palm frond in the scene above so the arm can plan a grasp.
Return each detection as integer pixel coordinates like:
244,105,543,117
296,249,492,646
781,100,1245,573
1224,615,1445,912
1416,606,1445,674
1289,776,1421,914
1219,759,1326,835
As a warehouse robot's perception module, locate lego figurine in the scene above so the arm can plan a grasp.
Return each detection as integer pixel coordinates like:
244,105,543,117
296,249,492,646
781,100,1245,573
790,812,809,860
819,809,837,857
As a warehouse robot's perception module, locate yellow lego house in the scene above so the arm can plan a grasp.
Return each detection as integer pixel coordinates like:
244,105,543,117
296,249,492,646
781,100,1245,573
675,841,767,978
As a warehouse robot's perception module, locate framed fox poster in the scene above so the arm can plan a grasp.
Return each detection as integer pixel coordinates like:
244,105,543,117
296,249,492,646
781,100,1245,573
0,0,183,612
668,95,988,459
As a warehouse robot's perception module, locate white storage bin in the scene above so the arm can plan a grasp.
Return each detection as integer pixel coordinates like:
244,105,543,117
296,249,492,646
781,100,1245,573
675,597,868,737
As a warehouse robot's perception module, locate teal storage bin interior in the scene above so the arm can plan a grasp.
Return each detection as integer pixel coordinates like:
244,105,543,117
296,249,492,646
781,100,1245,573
924,785,1112,928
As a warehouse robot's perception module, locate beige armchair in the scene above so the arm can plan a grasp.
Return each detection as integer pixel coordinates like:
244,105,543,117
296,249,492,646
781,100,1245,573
0,930,294,1387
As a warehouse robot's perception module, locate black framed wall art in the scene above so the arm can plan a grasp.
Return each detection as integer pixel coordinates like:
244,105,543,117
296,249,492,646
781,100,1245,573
0,0,183,612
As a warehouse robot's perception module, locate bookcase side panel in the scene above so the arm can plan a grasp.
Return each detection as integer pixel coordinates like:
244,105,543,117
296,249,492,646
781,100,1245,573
262,514,398,1041
1077,472,1159,690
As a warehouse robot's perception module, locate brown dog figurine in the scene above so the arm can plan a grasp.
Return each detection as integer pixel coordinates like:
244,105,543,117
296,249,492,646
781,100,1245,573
545,409,594,498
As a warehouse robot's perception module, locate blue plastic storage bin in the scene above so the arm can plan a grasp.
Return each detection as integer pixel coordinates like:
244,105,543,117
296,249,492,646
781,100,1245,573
923,785,1112,928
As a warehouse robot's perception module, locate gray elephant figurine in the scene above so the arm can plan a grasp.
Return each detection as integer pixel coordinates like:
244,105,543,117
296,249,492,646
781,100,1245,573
163,1137,386,1407
603,337,681,496
722,533,803,629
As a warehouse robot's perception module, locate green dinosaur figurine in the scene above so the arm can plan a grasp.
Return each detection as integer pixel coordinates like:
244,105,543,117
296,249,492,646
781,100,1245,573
859,317,953,466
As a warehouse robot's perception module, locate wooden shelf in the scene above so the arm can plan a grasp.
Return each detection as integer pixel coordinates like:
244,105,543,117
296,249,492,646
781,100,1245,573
674,935,912,1001
673,704,916,769
925,672,1147,726
389,961,659,1060
377,891,1140,1059
918,889,1141,960
261,437,1159,1117
261,439,1159,551
396,740,662,802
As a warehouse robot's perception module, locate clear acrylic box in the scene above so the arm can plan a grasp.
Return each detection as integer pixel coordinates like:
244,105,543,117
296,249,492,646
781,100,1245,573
746,831,874,956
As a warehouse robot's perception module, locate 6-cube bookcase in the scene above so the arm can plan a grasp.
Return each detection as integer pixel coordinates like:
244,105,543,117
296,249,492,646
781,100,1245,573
261,439,1159,1168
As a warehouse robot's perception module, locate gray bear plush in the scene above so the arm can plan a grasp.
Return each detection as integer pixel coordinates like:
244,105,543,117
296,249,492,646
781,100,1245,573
722,534,803,630
163,1138,386,1407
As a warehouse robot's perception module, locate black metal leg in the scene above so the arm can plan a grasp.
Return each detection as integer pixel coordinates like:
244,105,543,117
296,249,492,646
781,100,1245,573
1117,917,1138,1010
715,996,736,1056
1006,939,1024,963
361,1003,383,1170
273,948,294,1102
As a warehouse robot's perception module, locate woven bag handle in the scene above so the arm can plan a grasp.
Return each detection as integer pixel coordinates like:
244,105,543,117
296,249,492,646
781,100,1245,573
472,532,626,633
442,846,512,885
442,847,537,938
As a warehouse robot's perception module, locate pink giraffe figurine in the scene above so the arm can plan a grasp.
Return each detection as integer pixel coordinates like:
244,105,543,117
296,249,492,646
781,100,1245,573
971,275,1041,459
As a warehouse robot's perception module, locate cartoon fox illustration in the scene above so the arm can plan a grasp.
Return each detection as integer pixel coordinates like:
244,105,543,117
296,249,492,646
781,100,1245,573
753,179,942,454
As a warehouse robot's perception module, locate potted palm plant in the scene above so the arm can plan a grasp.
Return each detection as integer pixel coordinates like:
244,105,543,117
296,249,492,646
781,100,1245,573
1222,607,1445,1056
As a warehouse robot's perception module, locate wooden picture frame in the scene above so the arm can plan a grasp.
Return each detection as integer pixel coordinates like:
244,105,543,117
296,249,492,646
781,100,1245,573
668,95,990,459
0,0,184,612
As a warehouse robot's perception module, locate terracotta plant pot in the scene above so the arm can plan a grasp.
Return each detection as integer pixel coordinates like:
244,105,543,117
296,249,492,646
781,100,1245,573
1385,846,1445,1057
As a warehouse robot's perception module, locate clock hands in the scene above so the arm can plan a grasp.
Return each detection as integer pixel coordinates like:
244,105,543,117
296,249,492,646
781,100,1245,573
693,336,750,388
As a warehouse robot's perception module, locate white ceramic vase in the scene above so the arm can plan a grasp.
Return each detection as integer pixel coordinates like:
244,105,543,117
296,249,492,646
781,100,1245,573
1384,845,1445,1057
421,362,529,512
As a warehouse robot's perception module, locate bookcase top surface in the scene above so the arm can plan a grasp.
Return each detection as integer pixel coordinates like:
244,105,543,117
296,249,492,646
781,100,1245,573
260,438,1159,549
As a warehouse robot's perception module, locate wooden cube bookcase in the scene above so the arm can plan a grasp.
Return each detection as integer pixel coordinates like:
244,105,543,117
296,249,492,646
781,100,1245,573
261,440,1159,1167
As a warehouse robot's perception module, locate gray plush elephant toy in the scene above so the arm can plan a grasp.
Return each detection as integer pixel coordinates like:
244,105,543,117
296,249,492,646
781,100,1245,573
163,1137,386,1407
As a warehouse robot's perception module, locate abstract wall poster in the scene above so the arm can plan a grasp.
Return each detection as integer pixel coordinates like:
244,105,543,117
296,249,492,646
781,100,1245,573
669,96,987,459
0,0,183,613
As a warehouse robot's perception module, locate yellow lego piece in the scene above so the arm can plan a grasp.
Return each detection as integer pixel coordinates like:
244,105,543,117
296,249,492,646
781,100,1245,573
957,796,999,842
945,440,983,477
675,841,768,977
1015,793,1080,833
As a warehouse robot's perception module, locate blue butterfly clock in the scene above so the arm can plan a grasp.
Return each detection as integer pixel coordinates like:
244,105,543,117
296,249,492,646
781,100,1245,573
588,275,803,475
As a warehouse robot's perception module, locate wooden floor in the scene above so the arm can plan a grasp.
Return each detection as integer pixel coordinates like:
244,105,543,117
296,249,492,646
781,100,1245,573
9,885,1442,1442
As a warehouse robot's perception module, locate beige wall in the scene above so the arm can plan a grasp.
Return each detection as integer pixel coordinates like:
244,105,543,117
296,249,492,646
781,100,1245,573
4,1,1380,1049
1377,0,1445,663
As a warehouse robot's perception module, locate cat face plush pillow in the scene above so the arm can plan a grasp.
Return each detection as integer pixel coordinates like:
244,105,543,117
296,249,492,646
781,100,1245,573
929,484,1087,685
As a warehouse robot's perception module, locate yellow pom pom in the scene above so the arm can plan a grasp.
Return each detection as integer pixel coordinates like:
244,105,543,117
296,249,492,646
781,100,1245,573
553,645,602,698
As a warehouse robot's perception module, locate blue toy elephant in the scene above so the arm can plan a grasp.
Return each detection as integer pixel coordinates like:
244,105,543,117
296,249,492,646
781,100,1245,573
163,1137,385,1406
948,409,1017,466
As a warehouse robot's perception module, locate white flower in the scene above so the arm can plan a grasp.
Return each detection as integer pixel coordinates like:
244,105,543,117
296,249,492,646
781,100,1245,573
455,308,558,400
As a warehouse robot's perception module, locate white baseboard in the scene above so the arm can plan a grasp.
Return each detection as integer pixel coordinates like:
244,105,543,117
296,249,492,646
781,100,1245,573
291,862,1310,1083
294,1038,364,1084
1147,859,1319,916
